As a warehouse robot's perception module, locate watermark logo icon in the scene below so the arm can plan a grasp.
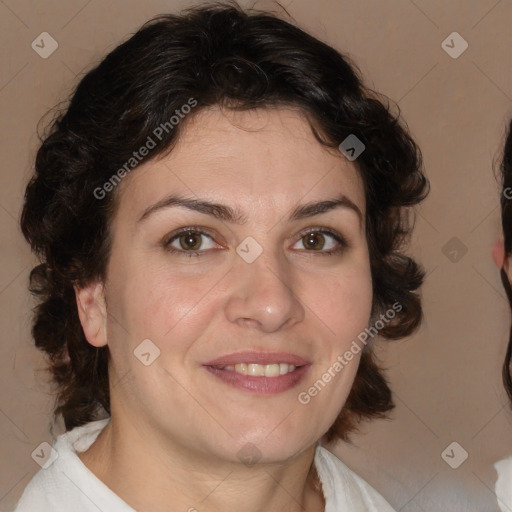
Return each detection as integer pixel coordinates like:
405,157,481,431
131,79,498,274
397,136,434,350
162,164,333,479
441,236,468,263
31,442,59,469
338,134,365,161
237,442,262,466
236,236,263,263
441,32,468,59
441,441,468,469
31,32,58,59
134,338,161,366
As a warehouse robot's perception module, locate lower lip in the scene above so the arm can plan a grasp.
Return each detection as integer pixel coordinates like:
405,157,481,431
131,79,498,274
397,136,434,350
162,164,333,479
204,365,311,394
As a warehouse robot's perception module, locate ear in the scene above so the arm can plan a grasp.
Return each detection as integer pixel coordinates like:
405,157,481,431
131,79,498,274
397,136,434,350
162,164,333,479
493,237,506,269
74,280,108,347
494,237,512,285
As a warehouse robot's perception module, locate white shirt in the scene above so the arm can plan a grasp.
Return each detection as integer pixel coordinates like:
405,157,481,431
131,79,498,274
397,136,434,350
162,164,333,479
13,418,396,512
495,456,512,511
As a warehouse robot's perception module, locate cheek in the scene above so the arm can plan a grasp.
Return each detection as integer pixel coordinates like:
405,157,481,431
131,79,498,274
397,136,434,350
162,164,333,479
307,264,373,344
111,260,221,342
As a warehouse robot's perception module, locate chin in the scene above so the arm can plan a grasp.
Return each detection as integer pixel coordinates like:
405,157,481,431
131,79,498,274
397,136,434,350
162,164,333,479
226,430,315,465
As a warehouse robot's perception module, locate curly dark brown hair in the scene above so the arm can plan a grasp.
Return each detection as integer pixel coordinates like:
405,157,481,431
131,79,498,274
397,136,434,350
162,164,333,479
20,2,429,442
497,119,512,405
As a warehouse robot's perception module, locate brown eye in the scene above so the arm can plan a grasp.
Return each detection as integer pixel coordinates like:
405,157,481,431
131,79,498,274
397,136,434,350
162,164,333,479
179,232,203,250
291,229,347,255
303,232,325,250
165,229,218,256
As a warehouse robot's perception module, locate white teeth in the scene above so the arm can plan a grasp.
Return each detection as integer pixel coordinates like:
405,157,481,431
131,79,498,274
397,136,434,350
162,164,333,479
264,364,280,377
248,363,264,376
234,363,247,374
223,363,297,376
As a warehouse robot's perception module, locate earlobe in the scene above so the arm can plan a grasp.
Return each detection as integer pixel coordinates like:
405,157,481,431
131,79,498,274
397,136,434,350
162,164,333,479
74,280,108,348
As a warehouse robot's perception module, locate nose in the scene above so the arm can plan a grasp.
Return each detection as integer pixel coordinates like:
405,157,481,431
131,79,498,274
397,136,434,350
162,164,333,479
224,249,305,333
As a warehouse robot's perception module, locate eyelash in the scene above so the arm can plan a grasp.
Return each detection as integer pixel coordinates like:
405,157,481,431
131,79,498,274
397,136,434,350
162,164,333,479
162,225,348,259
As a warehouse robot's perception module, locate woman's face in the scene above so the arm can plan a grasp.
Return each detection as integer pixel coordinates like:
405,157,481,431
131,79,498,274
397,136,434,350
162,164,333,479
79,106,373,464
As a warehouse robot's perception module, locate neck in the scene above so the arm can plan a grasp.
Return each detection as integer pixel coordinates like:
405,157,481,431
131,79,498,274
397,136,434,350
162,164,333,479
77,414,326,512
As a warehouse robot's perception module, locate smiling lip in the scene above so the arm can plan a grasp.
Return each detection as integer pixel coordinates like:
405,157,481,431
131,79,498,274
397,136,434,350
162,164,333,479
203,351,311,394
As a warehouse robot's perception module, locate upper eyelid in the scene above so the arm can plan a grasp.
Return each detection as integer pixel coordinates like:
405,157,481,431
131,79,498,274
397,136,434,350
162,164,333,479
164,225,216,239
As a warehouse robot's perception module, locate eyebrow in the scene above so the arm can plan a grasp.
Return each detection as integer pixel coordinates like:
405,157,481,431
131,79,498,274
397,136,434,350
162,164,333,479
137,193,363,228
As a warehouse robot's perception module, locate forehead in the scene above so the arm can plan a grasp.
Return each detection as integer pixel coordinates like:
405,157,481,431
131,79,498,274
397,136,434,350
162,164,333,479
115,106,366,220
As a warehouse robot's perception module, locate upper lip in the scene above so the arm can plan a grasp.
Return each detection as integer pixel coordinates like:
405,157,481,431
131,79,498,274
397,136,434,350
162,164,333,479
204,351,311,367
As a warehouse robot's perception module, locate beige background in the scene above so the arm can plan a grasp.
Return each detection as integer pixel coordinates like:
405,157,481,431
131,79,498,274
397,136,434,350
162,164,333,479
1,0,512,510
